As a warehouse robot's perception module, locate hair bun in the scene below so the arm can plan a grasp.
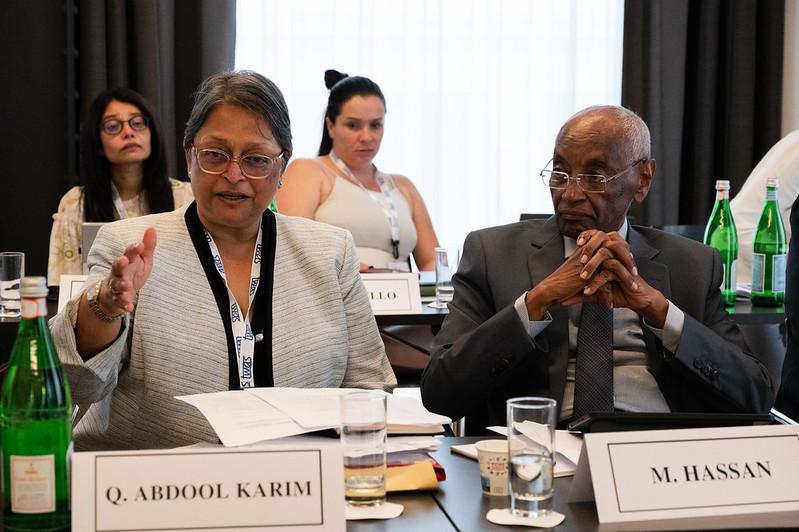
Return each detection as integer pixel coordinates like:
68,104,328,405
324,69,348,90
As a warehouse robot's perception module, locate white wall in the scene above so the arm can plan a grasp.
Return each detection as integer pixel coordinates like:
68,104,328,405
783,0,799,135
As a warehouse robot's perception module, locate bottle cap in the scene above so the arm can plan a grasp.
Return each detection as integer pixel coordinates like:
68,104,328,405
766,177,779,188
20,276,48,298
715,180,730,190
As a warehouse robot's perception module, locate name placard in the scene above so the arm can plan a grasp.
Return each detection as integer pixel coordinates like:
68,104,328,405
569,425,799,530
72,442,345,532
58,274,88,313
360,273,422,314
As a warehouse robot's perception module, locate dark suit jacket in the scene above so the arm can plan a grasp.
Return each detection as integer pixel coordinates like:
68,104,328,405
420,217,774,428
776,196,799,419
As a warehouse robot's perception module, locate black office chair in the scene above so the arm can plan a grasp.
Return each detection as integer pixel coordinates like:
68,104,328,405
380,326,432,386
657,224,705,242
519,213,552,221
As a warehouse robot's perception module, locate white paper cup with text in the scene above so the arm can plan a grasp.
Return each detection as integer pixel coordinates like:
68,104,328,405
475,439,509,496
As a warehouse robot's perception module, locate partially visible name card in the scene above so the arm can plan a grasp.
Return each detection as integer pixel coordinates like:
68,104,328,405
569,425,799,530
57,274,88,313
73,443,345,531
360,272,422,314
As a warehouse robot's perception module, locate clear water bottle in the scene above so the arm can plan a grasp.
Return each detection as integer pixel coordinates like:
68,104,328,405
750,177,787,306
1,276,72,531
703,180,738,306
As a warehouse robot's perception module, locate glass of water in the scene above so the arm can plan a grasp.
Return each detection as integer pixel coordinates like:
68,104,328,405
0,252,25,320
340,391,387,506
506,397,557,517
430,247,459,308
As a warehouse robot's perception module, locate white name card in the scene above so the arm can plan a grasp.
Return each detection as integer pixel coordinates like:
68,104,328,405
569,425,799,530
360,272,422,314
72,442,345,532
57,274,88,313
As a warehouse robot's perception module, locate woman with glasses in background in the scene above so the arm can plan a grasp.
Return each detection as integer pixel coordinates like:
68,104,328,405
47,88,194,286
50,71,395,450
277,70,439,271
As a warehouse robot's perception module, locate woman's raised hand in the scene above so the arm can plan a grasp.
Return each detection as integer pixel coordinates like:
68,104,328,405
102,227,157,313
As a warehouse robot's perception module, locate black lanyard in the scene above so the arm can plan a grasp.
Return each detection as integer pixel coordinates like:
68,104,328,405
184,202,277,389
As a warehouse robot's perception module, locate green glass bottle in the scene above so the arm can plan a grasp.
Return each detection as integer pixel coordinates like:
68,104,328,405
750,177,787,306
1,277,72,531
703,180,738,306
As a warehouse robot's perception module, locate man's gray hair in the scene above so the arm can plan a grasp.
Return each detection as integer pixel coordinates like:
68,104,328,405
183,70,293,156
560,105,651,164
614,106,651,163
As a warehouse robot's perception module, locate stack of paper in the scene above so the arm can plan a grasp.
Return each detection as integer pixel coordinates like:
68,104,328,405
177,388,450,447
451,425,583,478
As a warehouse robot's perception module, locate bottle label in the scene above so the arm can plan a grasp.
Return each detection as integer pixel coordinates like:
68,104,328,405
20,298,47,319
752,253,766,292
10,454,56,513
772,254,787,292
766,190,778,201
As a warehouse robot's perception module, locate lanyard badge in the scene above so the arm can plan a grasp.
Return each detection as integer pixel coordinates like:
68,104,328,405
205,226,263,389
329,151,402,261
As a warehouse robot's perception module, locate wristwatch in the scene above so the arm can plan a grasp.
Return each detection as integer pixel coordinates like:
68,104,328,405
87,279,125,323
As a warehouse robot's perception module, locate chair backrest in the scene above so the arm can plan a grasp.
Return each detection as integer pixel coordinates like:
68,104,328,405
519,213,552,221
658,224,705,242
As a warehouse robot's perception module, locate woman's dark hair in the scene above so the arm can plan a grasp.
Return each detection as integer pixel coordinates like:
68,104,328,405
184,70,293,158
317,69,386,156
80,88,172,222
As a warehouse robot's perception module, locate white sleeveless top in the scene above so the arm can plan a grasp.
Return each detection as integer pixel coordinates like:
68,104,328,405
315,175,417,268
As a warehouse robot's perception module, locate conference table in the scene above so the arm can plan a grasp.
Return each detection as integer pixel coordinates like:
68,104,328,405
349,437,785,531
375,300,785,329
374,303,449,330
347,436,594,532
726,300,787,324
0,299,785,367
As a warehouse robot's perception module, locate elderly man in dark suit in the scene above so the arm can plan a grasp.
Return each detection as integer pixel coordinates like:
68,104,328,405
421,105,773,431
775,196,799,419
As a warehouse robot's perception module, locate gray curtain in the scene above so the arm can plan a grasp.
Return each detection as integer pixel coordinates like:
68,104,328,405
1,2,73,277
622,0,784,227
78,0,236,181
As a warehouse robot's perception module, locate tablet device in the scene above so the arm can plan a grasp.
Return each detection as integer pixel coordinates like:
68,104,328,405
81,222,106,266
566,411,774,433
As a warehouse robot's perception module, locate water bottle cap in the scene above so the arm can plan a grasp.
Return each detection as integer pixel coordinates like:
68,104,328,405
19,276,48,298
715,180,730,190
766,177,779,188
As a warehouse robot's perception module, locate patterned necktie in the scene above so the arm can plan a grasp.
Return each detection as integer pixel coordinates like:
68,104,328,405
573,303,614,420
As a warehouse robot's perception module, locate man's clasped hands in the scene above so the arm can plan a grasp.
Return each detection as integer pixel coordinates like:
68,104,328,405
525,229,669,328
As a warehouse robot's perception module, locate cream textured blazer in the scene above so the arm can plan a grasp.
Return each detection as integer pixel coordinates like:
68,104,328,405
50,206,396,450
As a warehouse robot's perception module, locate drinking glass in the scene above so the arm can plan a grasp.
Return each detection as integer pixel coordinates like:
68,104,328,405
429,247,459,308
340,391,387,506
0,252,25,320
506,397,557,517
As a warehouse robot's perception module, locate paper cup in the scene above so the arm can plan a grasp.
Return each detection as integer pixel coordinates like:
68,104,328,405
475,439,508,496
